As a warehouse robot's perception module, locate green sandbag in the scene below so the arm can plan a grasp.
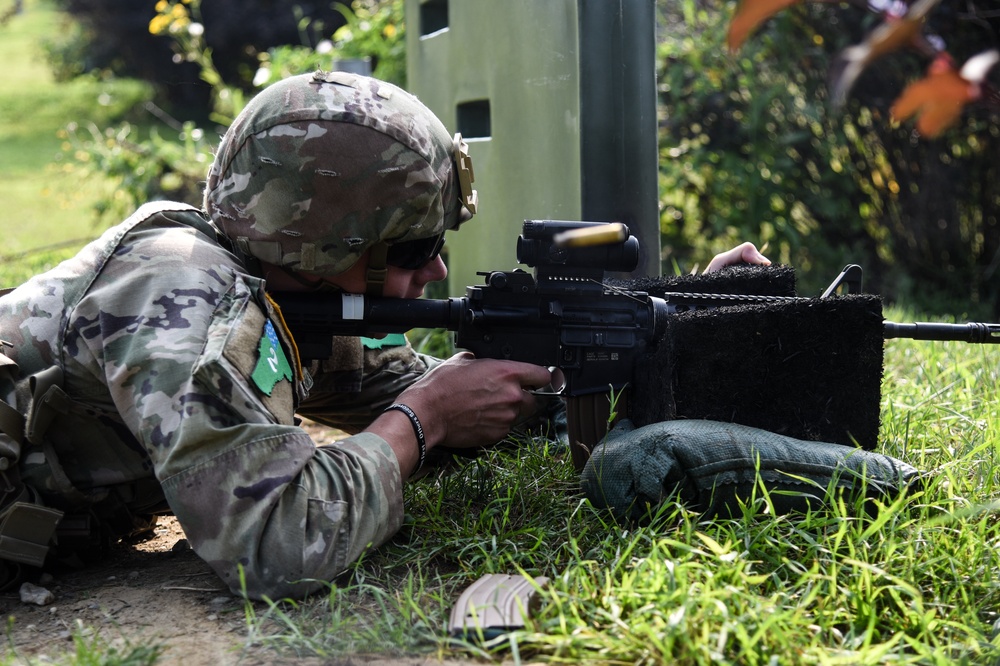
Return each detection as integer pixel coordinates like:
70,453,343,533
581,419,920,521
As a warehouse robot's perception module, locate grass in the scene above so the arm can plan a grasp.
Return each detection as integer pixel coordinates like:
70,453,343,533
0,0,153,260
1,2,998,665
3,616,163,666
3,322,997,664
231,329,999,665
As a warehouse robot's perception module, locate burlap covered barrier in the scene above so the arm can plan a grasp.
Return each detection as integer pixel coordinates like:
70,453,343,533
624,265,885,451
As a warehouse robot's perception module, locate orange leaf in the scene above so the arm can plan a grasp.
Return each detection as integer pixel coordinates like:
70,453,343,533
891,69,974,138
727,0,801,51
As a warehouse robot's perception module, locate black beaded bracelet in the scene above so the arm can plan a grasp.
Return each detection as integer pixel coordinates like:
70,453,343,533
384,403,426,478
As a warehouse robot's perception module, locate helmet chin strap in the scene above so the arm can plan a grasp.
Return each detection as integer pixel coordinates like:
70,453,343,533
267,243,387,295
273,267,341,293
366,241,389,297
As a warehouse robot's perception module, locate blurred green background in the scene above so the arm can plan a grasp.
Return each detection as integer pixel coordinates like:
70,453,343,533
3,0,999,317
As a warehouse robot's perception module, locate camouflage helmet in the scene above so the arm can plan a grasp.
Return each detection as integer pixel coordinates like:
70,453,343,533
204,70,477,279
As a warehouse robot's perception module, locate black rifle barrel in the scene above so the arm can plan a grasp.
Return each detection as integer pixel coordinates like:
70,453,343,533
883,321,1000,344
275,293,1000,347
274,292,466,335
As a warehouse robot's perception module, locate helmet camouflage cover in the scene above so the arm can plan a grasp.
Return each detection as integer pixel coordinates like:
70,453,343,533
204,70,476,277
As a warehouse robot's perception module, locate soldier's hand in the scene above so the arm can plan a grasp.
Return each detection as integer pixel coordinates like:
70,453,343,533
703,241,771,274
393,352,553,450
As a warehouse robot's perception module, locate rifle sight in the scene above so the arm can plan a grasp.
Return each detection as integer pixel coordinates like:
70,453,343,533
516,220,639,278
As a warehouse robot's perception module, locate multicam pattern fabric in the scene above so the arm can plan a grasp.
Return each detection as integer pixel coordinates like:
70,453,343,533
0,203,430,599
204,71,467,277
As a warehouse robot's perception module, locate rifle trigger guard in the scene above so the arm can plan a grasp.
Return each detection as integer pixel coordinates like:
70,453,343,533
527,367,565,397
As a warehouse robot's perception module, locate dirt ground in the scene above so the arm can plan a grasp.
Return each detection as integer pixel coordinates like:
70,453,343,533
1,515,492,666
0,422,488,666
0,516,255,665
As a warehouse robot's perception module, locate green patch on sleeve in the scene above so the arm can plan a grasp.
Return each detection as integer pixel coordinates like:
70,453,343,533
252,320,293,395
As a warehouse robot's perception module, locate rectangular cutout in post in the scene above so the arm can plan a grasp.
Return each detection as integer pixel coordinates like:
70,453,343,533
419,0,449,36
457,100,491,139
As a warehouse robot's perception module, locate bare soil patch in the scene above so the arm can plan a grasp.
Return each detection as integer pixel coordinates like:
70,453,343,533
2,516,256,664
1,426,486,666
2,516,484,665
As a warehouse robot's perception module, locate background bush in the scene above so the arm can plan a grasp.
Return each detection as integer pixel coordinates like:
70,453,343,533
658,0,1000,316
36,0,1000,317
46,0,348,110
47,0,404,227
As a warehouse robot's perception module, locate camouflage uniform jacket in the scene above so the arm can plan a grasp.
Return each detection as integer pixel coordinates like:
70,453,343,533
0,202,435,599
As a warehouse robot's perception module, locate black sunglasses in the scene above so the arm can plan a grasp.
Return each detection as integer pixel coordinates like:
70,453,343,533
385,234,445,270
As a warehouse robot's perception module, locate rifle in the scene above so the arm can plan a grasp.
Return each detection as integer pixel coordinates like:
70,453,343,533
274,220,1000,399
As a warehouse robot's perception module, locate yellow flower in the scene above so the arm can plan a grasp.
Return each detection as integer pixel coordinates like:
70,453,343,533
382,23,397,39
169,16,191,33
149,14,171,34
155,0,168,11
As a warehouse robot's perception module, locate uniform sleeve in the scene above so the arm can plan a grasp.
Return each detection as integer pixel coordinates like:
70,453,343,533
76,229,403,599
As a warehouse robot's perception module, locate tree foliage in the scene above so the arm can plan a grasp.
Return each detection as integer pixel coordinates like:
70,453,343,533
658,0,1000,316
51,0,405,226
46,0,1000,315
258,0,406,89
46,0,348,108
657,0,868,291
